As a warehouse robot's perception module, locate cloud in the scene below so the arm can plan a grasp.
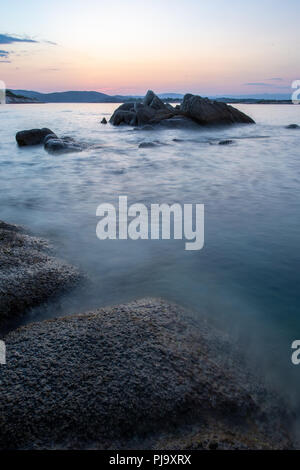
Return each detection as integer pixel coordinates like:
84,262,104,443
43,40,58,46
268,78,283,81
0,34,57,64
0,49,10,58
243,82,290,90
0,34,38,44
244,82,274,87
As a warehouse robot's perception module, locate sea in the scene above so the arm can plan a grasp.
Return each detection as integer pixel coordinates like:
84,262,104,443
1,102,300,403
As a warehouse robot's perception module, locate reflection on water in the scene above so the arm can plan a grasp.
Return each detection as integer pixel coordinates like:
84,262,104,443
1,102,300,398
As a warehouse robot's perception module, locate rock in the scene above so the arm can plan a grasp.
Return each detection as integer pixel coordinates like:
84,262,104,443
110,90,178,127
110,90,254,128
165,103,175,112
219,139,234,145
109,109,137,126
139,141,157,148
134,103,156,125
16,128,55,146
101,117,107,124
158,115,200,129
44,137,83,154
143,90,167,111
286,124,299,129
0,221,80,325
0,298,293,449
16,129,84,154
115,102,135,112
180,94,255,125
43,133,58,144
134,124,154,131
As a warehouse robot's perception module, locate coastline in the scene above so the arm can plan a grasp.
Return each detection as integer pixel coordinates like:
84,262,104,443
0,222,296,449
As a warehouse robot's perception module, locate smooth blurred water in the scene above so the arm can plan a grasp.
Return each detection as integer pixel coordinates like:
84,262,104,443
1,103,300,398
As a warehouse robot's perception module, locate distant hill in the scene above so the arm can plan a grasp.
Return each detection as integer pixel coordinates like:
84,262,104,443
9,90,293,104
11,90,127,103
211,93,291,101
11,90,185,103
6,90,40,104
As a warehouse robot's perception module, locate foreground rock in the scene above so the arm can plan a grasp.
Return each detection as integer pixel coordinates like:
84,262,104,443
0,298,293,449
110,90,255,128
0,221,80,325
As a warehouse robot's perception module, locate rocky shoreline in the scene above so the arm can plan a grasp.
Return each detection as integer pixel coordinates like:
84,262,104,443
0,296,294,450
0,221,80,327
0,222,296,449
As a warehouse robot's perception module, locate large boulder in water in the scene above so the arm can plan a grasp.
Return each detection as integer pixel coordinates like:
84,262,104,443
180,94,255,125
110,90,254,127
44,136,84,154
0,221,80,325
16,128,55,146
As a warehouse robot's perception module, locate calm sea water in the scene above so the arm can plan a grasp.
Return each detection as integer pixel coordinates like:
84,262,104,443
1,103,300,397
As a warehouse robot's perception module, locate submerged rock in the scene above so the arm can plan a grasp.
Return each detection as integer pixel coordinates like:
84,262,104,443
158,115,200,129
219,139,234,145
16,128,55,146
138,141,157,148
44,136,84,154
0,221,80,325
16,128,85,154
0,298,294,449
110,90,254,128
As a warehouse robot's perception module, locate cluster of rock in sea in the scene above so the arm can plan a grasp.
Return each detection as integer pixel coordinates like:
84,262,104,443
16,128,86,154
14,90,256,155
109,90,255,127
15,90,299,156
4,92,299,449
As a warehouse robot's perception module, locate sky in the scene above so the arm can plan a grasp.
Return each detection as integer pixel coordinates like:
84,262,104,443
0,0,299,95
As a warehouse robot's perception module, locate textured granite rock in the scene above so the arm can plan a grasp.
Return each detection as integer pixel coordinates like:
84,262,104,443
0,221,80,325
0,298,293,449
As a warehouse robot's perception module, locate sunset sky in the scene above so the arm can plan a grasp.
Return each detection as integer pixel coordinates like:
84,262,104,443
0,0,299,95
